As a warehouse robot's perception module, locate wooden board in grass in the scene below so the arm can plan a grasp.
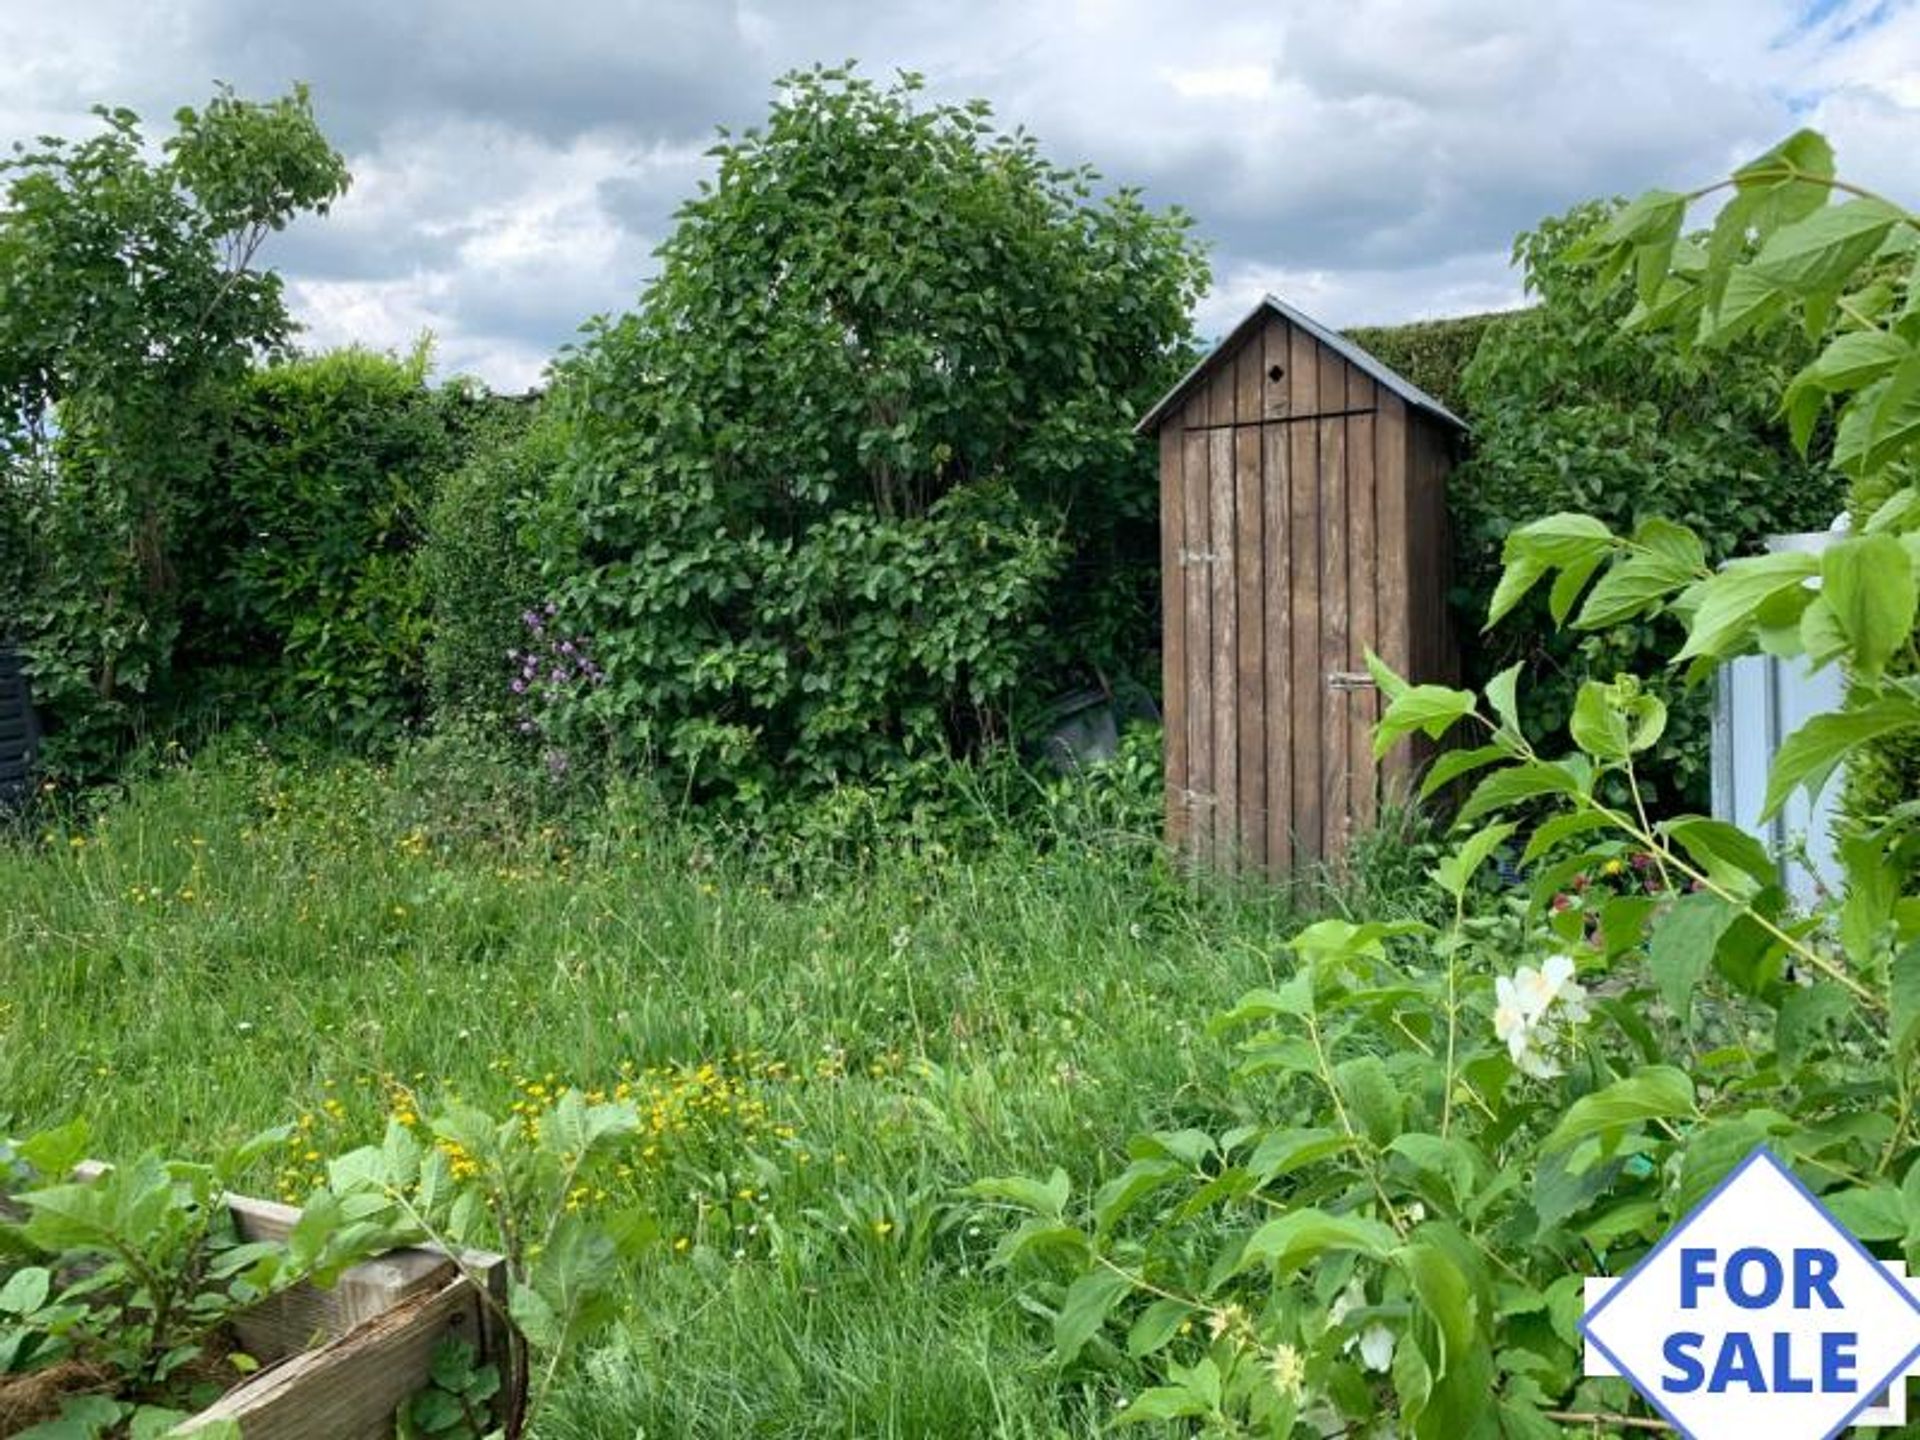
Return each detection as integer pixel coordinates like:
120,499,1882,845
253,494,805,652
63,1165,512,1439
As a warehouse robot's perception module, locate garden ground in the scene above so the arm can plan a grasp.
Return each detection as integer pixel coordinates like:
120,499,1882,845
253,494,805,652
0,740,1396,1436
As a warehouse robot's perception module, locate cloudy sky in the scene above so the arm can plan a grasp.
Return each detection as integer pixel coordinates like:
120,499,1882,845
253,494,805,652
7,0,1918,389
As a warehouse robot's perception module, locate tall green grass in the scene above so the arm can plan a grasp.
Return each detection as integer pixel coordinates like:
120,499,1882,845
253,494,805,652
0,739,1340,1436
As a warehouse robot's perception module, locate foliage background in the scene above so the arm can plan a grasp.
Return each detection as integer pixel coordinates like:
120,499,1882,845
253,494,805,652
536,68,1208,810
1439,203,1843,809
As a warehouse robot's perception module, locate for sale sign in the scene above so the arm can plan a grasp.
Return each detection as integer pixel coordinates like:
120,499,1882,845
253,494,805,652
1581,1148,1920,1438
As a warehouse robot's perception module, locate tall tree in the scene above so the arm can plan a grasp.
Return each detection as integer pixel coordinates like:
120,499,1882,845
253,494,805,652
0,85,348,766
547,67,1208,804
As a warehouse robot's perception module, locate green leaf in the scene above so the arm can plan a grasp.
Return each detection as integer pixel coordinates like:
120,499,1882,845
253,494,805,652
1455,761,1583,825
1788,328,1910,398
1520,810,1616,864
1568,679,1666,761
1751,197,1905,296
1893,942,1920,1058
1821,533,1917,677
1506,512,1616,566
1824,1185,1908,1242
1542,1067,1696,1155
1247,1128,1361,1183
13,1396,126,1440
1701,264,1791,347
965,1169,1070,1219
1675,551,1821,665
540,1088,641,1161
1487,553,1547,629
1433,822,1516,901
1763,697,1920,819
1661,816,1778,894
1649,892,1739,1022
0,1266,51,1316
1114,1385,1210,1423
1233,1208,1396,1277
507,1282,562,1351
1777,983,1853,1066
1576,526,1703,628
1484,664,1524,737
1396,1239,1476,1379
15,1120,90,1182
128,1408,193,1440
1092,1158,1185,1238
1417,744,1512,800
1335,1056,1404,1146
1126,1298,1193,1358
1374,683,1478,757
1053,1267,1132,1363
1388,1134,1482,1208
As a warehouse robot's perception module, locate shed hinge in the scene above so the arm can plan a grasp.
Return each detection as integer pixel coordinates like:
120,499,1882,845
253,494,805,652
1326,671,1377,692
1178,548,1219,567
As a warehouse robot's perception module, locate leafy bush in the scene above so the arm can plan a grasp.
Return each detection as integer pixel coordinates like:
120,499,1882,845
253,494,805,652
1343,312,1513,415
421,399,550,729
0,1120,378,1436
541,67,1207,808
0,87,348,775
174,344,503,743
1845,462,1920,821
976,131,1920,1437
1451,202,1845,809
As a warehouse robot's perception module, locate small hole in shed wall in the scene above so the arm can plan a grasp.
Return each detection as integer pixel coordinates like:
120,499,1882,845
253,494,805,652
1267,365,1285,383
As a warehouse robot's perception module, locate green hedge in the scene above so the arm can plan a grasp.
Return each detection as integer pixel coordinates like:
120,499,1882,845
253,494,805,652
173,346,506,743
421,398,551,729
1345,311,1518,415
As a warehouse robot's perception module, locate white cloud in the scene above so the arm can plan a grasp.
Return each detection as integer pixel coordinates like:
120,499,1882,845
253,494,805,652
6,0,1919,385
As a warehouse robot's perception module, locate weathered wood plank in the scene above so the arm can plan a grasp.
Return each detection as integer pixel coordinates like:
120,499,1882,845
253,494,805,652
1206,343,1238,428
1317,410,1349,861
1262,422,1293,872
1160,423,1188,852
1234,417,1265,871
1374,393,1412,801
1288,324,1321,420
178,1280,485,1439
1261,317,1291,422
1346,404,1380,837
1182,425,1214,865
1208,426,1238,870
1235,327,1264,425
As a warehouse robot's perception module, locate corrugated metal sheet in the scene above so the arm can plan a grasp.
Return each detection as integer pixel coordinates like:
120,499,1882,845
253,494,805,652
1710,530,1845,910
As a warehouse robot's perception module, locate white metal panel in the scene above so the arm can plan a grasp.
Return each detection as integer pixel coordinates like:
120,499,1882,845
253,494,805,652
1709,528,1848,911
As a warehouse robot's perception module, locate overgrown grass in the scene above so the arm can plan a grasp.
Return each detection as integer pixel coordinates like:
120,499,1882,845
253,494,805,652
0,739,1338,1436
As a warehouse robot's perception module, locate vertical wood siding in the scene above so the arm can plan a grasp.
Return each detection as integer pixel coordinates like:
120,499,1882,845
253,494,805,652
1160,311,1451,872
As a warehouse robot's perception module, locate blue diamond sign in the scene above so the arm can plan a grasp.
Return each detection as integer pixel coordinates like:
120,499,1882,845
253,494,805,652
1581,1147,1920,1437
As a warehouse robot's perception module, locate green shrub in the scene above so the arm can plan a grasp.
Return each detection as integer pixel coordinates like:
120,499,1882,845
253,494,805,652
1344,312,1514,415
1450,202,1844,808
0,87,348,776
174,344,501,743
421,398,550,728
541,67,1207,809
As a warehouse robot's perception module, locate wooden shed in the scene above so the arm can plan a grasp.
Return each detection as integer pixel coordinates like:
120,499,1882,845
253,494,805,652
1137,295,1465,873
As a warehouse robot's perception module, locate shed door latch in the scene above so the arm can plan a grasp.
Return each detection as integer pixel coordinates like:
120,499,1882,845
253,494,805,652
1326,671,1376,692
1178,548,1219,567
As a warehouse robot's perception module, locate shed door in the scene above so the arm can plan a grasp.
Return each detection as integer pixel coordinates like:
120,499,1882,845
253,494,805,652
1161,314,1392,873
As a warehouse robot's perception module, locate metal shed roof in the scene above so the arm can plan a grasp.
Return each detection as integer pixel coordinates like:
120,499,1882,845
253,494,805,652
1133,294,1469,436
